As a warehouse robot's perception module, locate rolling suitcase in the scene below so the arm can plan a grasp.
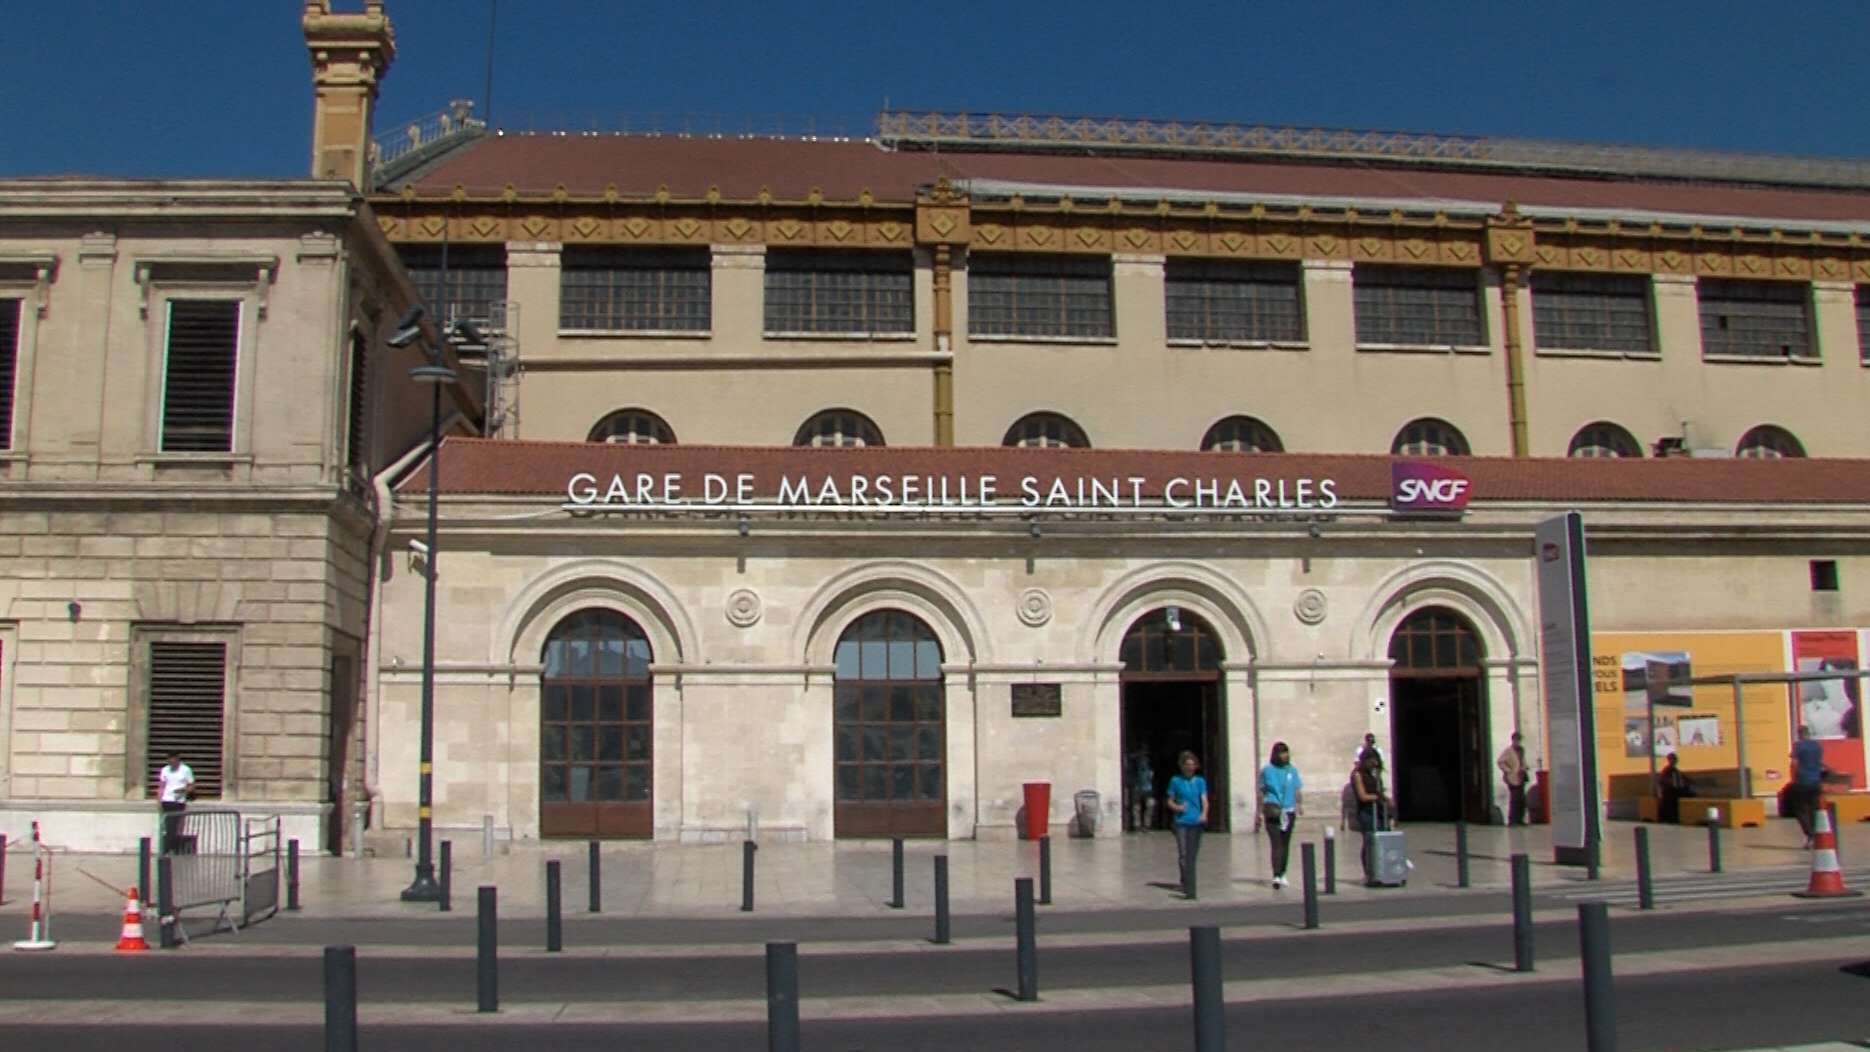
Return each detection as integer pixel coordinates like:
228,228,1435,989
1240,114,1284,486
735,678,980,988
1370,829,1408,886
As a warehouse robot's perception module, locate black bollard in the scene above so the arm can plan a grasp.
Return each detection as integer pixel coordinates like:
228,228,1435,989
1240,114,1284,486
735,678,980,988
137,837,150,913
588,840,601,913
1301,842,1319,930
932,855,951,945
287,839,301,912
157,855,178,950
1015,877,1038,1002
1323,830,1337,895
324,945,358,1052
439,839,452,913
545,859,563,952
1634,827,1654,911
1587,837,1601,881
742,840,757,913
477,885,498,1013
889,837,904,909
1511,852,1534,972
1038,835,1053,906
1579,902,1618,1052
1455,821,1470,888
766,942,801,1052
1189,926,1225,1052
1707,811,1723,874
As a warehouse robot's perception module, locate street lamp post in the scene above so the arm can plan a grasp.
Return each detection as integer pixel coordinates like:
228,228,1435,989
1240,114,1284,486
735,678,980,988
402,359,457,902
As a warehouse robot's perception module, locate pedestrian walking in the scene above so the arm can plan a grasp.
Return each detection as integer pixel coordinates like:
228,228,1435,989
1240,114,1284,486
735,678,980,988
1166,750,1209,898
1258,742,1302,889
1128,748,1157,832
1497,731,1530,825
1656,752,1695,824
1352,750,1386,885
157,752,195,853
1790,726,1826,845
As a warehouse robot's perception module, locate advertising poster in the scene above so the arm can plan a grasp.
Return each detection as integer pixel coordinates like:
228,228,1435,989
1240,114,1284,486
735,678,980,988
1677,715,1721,747
1789,630,1865,790
1618,650,1690,757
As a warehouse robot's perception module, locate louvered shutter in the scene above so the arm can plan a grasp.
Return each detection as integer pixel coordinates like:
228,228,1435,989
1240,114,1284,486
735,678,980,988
160,300,240,452
345,332,369,487
0,298,18,449
145,641,226,799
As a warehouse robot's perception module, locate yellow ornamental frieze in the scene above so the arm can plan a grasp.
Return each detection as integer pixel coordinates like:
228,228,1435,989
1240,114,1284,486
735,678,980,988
670,217,705,242
1264,234,1297,258
1215,231,1247,255
917,207,968,244
1737,254,1768,276
823,219,854,243
1121,227,1156,251
1657,249,1689,273
1574,247,1601,269
1400,237,1432,261
1815,258,1845,280
518,215,556,240
723,217,755,242
773,218,805,242
1697,252,1729,275
1776,256,1808,278
1613,248,1647,272
1354,236,1387,260
877,221,906,244
419,215,447,238
1856,259,1870,282
974,223,1005,246
1025,226,1056,249
1483,224,1536,265
377,215,400,237
468,215,502,240
1308,234,1342,258
1444,241,1477,263
567,215,604,241
1073,226,1106,250
1535,244,1563,267
1169,230,1201,252
619,216,654,241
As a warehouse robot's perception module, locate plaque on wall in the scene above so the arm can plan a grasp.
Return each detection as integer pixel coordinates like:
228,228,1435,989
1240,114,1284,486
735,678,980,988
1011,683,1062,718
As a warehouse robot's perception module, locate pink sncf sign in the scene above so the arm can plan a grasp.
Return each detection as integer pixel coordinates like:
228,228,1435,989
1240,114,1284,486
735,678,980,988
1390,461,1473,512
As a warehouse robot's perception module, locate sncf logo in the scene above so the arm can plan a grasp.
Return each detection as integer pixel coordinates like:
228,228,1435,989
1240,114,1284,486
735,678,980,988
1391,462,1472,511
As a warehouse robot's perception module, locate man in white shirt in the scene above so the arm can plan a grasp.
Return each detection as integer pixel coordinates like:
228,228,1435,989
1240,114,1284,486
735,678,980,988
158,753,194,853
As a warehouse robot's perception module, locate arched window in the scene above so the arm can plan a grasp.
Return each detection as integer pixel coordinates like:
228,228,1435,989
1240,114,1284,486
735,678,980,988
1389,607,1484,671
833,610,945,837
1201,415,1284,453
1003,412,1090,449
1736,425,1805,459
1120,608,1224,674
540,609,654,837
1568,422,1642,459
1391,417,1470,456
794,409,884,448
588,409,675,445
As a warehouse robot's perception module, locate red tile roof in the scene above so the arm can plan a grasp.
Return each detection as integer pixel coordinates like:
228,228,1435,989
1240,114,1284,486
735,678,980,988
392,135,1870,225
405,438,1870,507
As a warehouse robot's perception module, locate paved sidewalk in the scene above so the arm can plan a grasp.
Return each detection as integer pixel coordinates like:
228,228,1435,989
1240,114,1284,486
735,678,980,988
0,815,1839,922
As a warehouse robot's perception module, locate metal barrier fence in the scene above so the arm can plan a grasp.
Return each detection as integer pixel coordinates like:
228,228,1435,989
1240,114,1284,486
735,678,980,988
166,809,280,941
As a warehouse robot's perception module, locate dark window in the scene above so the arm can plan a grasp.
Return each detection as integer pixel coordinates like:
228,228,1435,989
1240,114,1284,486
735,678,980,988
1354,266,1483,347
560,247,710,332
1201,415,1283,453
145,640,227,799
400,245,509,329
1119,609,1223,674
1857,287,1870,364
1567,421,1642,459
160,300,240,453
1811,560,1840,593
1391,417,1469,456
1166,260,1304,343
588,409,675,445
345,332,370,487
795,409,884,447
1698,279,1811,359
765,250,912,335
1532,272,1653,354
833,611,944,805
968,255,1113,339
1735,424,1805,459
540,610,653,811
1003,412,1090,449
1388,608,1483,672
0,298,18,450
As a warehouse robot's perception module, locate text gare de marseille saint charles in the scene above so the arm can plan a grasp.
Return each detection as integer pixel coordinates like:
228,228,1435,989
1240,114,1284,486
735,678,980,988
564,471,1342,511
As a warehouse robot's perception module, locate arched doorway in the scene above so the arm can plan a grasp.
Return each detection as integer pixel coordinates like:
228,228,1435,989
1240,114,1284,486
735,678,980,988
1388,607,1490,823
1120,608,1228,832
539,609,653,837
833,610,946,838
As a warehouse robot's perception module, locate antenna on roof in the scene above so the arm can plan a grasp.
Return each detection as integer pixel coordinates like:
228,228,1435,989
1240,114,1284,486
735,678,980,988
482,0,498,126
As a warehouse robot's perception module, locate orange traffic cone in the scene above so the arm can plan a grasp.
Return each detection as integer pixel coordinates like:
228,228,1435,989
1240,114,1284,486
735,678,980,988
115,887,150,952
1793,805,1862,899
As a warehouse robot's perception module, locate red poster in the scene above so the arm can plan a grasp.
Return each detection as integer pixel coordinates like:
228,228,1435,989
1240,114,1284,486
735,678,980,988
1790,631,1865,790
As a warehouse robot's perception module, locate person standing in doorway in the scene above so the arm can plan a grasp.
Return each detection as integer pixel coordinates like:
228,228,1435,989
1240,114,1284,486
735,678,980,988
1790,726,1826,845
157,753,195,854
1258,742,1302,889
1128,748,1157,832
1353,750,1386,885
1497,732,1530,826
1166,750,1209,898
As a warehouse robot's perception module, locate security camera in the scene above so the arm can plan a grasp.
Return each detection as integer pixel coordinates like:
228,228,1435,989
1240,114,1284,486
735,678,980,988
387,306,426,348
408,538,430,556
450,319,488,347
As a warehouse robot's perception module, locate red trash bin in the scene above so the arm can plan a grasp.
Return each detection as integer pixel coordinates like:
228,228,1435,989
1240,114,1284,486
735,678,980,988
1530,769,1552,824
1021,782,1052,840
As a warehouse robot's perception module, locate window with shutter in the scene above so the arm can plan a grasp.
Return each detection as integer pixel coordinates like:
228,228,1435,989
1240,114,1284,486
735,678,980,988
345,331,369,487
1354,266,1484,348
145,640,227,799
0,298,18,450
160,300,241,453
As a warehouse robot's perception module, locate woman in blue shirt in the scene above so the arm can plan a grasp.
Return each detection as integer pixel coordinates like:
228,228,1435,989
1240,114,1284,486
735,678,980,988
1166,750,1209,898
1258,742,1302,889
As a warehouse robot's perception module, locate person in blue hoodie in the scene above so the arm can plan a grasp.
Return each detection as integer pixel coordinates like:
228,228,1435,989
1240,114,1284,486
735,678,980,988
1166,750,1209,898
1258,742,1302,889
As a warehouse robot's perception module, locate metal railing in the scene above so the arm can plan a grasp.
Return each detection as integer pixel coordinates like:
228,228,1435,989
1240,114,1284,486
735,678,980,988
165,809,280,940
876,109,1870,190
371,99,487,187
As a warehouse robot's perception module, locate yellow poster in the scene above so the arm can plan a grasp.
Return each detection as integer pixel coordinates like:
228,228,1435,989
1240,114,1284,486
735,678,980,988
1589,631,1789,802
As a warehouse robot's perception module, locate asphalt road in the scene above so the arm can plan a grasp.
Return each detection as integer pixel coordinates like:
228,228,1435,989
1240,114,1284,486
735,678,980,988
3,901,1866,1004
8,959,1868,1052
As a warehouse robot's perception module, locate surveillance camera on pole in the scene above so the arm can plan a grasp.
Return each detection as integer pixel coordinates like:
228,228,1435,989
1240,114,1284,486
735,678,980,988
388,305,427,348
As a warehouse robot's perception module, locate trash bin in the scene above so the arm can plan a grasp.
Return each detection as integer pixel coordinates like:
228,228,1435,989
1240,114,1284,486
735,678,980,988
1531,769,1552,824
1072,789,1101,837
1021,781,1051,840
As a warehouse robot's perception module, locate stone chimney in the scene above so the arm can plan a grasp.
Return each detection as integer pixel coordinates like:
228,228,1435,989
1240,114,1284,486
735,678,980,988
302,1,397,190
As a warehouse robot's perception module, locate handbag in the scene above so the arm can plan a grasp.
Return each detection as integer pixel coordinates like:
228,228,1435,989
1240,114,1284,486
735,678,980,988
1261,801,1283,828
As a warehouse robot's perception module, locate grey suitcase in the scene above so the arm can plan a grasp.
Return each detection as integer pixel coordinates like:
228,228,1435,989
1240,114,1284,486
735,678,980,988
1370,829,1408,886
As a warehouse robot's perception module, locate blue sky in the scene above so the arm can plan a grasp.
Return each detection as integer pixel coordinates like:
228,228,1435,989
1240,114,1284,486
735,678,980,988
8,1,1870,179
